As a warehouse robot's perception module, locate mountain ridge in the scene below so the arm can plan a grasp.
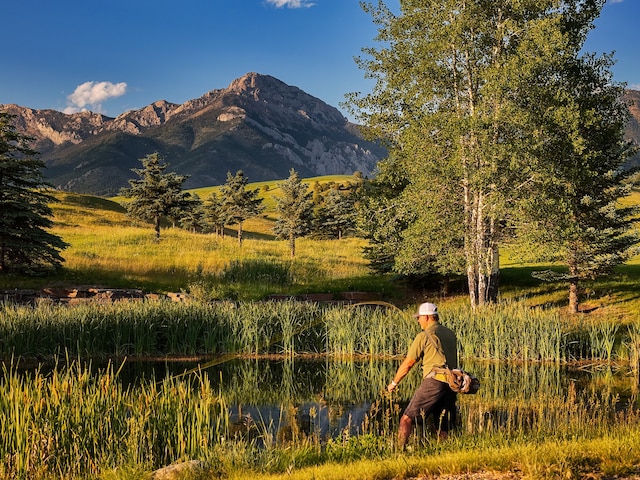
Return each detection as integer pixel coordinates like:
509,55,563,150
1,73,384,196
2,75,639,196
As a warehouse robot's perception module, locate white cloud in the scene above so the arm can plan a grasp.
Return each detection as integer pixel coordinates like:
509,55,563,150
266,0,315,8
629,83,640,91
64,81,127,114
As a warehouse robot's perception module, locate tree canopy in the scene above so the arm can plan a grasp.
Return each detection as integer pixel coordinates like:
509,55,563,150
119,153,190,239
349,0,635,309
219,171,265,246
273,169,314,256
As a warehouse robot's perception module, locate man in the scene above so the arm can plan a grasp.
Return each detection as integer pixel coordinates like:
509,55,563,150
387,302,458,448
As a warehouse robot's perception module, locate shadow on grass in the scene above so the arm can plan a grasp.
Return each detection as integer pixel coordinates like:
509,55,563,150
56,192,126,213
499,263,640,314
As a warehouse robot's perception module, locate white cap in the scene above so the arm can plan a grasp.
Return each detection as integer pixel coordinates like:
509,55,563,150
413,302,438,317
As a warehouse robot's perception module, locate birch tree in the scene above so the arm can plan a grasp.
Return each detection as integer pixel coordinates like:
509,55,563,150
348,0,610,307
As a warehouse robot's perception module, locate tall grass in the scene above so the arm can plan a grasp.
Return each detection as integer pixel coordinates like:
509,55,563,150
0,357,637,479
1,299,639,364
0,360,227,479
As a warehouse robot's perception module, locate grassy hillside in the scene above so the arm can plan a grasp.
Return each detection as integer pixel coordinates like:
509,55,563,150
1,175,401,300
2,179,640,319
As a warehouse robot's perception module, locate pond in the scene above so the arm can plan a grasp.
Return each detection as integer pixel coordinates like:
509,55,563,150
107,356,640,441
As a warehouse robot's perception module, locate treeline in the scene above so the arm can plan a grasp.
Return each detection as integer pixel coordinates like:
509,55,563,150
118,154,365,256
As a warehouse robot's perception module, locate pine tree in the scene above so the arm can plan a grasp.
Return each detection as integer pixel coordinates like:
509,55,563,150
273,169,314,256
202,192,227,236
320,186,357,240
0,113,68,272
219,171,265,246
119,153,190,239
177,194,205,233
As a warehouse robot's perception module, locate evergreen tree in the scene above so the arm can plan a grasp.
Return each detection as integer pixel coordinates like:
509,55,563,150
348,0,612,307
273,169,314,256
0,112,68,272
320,186,357,240
177,194,205,233
119,153,190,239
219,170,265,246
202,192,227,236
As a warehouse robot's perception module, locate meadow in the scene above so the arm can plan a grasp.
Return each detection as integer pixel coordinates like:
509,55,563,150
1,178,640,479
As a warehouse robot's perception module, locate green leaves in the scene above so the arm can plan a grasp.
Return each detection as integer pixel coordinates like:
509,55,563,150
350,0,630,310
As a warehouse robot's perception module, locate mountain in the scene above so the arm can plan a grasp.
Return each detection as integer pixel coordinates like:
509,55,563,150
3,77,639,196
624,90,640,169
1,73,385,196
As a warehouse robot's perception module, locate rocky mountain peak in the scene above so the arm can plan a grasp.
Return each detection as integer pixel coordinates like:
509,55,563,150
225,73,343,125
110,100,179,134
1,73,385,195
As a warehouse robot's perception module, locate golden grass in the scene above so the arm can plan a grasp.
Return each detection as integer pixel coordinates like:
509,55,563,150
224,428,640,480
34,181,384,297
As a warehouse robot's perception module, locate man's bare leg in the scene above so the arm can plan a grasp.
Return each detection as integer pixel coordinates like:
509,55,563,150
398,414,413,450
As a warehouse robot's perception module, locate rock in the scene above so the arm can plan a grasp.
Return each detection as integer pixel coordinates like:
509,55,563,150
150,460,209,480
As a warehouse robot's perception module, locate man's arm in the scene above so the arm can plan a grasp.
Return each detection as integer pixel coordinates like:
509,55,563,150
387,357,416,392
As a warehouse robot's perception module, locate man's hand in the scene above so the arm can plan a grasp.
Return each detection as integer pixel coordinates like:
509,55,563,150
387,357,415,393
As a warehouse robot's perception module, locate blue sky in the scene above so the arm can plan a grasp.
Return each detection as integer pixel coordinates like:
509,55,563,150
1,0,638,120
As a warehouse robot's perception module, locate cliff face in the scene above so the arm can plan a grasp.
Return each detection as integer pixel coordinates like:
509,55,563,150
1,73,384,196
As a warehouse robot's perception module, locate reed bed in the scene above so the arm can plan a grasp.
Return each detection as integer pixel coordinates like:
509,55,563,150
0,360,228,479
1,299,640,364
0,357,637,479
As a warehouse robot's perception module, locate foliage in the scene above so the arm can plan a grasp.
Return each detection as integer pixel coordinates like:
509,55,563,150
348,0,620,310
312,185,358,240
513,48,640,313
119,152,190,239
0,112,68,273
219,170,265,246
175,192,204,233
273,169,314,256
202,191,226,236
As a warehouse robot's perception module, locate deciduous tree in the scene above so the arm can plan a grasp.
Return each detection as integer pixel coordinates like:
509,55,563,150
348,0,614,307
515,50,639,313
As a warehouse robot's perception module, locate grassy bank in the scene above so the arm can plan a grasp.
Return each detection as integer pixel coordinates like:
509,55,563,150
1,353,638,480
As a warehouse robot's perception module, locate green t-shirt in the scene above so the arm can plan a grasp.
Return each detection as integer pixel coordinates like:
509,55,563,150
406,323,458,378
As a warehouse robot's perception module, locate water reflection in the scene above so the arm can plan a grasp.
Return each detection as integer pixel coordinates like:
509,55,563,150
12,356,638,441
106,357,638,441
